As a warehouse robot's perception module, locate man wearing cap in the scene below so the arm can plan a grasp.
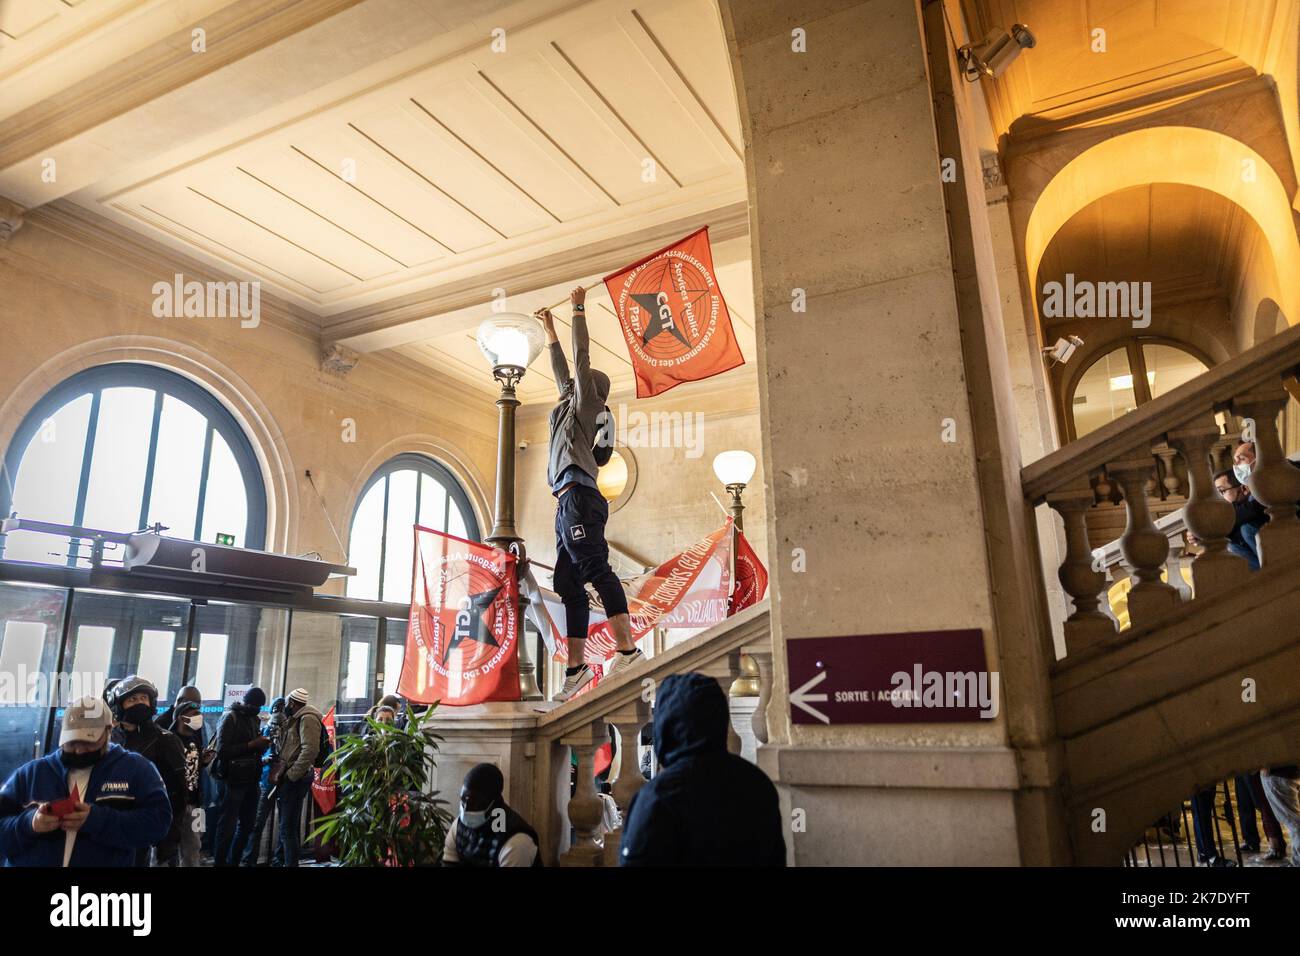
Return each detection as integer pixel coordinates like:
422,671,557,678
442,763,540,867
0,696,172,866
276,687,322,867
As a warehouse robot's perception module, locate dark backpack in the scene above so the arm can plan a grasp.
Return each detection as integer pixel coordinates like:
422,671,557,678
313,720,333,768
593,405,614,467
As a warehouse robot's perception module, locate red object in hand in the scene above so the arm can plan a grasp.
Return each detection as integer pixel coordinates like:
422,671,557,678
46,784,81,818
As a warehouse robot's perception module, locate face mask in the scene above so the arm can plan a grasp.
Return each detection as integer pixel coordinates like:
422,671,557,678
61,747,104,769
459,807,489,829
185,715,204,731
123,703,153,725
1233,462,1252,484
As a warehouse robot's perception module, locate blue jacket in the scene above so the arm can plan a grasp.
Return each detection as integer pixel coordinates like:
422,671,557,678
0,744,173,867
620,673,785,866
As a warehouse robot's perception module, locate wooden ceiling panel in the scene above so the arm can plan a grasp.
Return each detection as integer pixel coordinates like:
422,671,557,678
413,76,613,222
291,125,501,255
0,0,62,40
184,166,402,281
482,49,675,206
236,146,448,269
123,183,357,294
354,102,554,238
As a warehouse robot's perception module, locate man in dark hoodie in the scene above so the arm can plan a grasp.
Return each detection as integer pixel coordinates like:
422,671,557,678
212,686,270,866
241,695,286,866
537,286,643,701
107,675,188,866
620,673,785,866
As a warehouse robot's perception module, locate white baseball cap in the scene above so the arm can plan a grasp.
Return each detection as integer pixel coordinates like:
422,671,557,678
60,696,114,745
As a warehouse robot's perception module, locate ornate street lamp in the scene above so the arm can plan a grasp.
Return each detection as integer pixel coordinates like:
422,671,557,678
476,314,546,700
712,450,760,697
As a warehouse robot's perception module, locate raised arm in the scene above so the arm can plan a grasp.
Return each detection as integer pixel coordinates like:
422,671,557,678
569,286,601,416
538,308,570,395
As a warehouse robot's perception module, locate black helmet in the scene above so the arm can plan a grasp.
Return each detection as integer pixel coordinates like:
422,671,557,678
106,675,159,720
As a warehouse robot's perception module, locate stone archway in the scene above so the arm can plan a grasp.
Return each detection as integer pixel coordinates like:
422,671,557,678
1022,127,1300,331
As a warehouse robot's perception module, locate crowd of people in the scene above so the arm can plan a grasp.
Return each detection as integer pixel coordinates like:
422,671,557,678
0,670,785,867
1176,439,1300,866
0,677,335,868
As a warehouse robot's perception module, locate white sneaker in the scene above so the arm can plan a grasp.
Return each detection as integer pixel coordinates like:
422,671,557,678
607,649,645,677
553,665,595,702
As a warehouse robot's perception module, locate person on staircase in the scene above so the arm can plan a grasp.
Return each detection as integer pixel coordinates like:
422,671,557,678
536,286,643,702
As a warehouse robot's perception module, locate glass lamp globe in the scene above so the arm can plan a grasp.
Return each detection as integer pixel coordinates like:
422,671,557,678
713,450,757,488
476,314,546,372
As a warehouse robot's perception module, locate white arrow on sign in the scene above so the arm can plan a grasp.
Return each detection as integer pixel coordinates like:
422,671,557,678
790,670,830,723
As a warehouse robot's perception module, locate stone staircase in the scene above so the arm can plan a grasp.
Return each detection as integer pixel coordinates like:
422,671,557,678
1024,321,1300,864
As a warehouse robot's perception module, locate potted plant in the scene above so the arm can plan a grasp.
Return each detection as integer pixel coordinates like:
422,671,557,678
309,704,453,866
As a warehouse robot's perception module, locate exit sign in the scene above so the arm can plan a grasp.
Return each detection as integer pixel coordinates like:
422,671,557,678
215,533,236,546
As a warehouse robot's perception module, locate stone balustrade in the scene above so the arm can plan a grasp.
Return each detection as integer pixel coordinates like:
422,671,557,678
532,600,771,866
1023,321,1300,657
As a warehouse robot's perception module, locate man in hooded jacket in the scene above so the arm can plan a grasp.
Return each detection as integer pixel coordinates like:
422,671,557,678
537,286,644,701
212,686,269,866
107,675,188,866
619,672,785,866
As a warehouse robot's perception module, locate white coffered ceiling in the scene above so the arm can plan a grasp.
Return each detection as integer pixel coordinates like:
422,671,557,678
0,0,753,402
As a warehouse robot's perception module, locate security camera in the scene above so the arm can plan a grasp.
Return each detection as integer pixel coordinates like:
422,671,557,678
1042,335,1084,367
960,23,1035,82
518,439,530,451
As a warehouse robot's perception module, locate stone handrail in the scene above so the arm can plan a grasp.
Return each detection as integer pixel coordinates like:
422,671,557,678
1023,320,1300,503
530,599,771,865
1025,323,1300,656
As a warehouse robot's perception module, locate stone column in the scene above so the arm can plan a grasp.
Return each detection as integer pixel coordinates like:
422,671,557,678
1234,387,1300,565
1045,480,1116,651
1108,456,1180,625
1167,420,1249,599
718,0,1064,865
559,720,606,867
745,642,773,744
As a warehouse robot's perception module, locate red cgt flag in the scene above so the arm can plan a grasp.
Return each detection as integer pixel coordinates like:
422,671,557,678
729,530,768,615
603,226,745,398
397,526,520,706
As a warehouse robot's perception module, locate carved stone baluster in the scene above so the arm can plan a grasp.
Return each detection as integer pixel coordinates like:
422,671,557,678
1108,455,1181,625
744,643,773,745
559,720,606,867
1234,386,1300,566
1153,442,1181,498
1045,480,1117,651
698,650,744,754
601,699,650,866
1168,421,1249,599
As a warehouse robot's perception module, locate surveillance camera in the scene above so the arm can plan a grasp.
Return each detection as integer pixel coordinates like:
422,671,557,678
518,439,530,451
960,22,1035,81
1043,335,1084,366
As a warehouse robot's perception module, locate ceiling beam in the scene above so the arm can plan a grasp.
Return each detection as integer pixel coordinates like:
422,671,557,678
326,198,751,352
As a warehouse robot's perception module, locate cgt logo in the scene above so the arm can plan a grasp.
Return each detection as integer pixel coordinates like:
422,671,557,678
50,886,151,936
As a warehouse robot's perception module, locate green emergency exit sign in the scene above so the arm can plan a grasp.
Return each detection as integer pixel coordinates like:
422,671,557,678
215,533,236,546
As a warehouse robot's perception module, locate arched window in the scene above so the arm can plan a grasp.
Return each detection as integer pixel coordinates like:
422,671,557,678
1069,342,1210,439
0,364,266,566
346,454,480,603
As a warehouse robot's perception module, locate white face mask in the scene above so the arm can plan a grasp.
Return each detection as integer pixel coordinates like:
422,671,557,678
185,715,204,731
459,807,488,829
1233,462,1252,484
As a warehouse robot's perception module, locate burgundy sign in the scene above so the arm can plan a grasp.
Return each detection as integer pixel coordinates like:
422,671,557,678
785,629,993,725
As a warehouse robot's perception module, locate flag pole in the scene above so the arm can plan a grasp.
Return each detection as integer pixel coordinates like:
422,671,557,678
537,282,600,315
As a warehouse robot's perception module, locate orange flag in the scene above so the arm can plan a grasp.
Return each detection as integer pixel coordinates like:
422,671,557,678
603,226,745,397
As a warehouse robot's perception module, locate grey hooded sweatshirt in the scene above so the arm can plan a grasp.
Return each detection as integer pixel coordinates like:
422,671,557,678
547,308,614,491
